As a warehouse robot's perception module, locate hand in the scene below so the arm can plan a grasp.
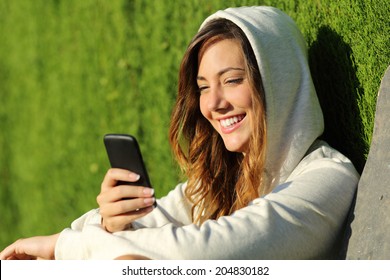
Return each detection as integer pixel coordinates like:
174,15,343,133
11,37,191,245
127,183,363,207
0,233,60,260
97,168,156,233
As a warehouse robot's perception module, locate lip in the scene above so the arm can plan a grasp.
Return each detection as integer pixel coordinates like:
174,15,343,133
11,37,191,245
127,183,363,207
218,114,246,134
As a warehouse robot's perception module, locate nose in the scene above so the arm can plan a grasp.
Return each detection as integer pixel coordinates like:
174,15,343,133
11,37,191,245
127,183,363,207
207,85,228,112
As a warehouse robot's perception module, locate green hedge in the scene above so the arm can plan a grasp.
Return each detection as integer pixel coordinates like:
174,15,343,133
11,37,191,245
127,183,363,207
0,0,388,249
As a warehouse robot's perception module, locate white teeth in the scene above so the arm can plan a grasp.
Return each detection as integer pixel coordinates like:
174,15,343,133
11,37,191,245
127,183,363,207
220,115,244,128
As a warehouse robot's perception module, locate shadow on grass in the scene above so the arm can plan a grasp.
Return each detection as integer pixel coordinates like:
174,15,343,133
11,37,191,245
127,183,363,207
309,26,367,174
309,26,369,259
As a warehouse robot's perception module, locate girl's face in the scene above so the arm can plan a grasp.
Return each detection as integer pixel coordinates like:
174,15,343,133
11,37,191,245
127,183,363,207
197,39,253,153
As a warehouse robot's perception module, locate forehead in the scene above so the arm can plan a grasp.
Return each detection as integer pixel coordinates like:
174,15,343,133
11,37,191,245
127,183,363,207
198,39,244,74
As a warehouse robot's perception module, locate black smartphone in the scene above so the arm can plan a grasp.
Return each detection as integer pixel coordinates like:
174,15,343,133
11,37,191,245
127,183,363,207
104,134,152,188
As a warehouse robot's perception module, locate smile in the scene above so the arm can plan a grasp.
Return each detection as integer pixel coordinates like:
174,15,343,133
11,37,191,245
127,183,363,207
220,114,245,128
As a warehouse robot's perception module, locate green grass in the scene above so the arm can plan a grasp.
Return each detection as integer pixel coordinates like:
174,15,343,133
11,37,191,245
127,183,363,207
0,0,388,249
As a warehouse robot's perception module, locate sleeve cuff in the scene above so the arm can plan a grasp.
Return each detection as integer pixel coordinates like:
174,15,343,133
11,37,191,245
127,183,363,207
55,228,86,259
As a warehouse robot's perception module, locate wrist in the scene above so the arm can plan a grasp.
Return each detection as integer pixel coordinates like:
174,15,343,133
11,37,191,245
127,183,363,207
101,217,133,232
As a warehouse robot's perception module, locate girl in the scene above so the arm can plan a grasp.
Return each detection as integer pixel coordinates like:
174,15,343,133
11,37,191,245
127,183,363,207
0,6,358,260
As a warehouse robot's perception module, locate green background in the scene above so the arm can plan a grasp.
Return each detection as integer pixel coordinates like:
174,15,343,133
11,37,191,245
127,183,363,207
0,0,388,250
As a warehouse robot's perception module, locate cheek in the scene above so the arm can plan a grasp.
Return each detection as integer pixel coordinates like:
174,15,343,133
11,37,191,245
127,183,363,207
237,88,253,108
199,95,210,119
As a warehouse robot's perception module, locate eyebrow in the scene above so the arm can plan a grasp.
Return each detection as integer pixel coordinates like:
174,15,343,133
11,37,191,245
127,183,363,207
197,67,245,81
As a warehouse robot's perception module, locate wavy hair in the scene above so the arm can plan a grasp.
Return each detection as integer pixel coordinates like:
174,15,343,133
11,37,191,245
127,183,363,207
169,19,267,225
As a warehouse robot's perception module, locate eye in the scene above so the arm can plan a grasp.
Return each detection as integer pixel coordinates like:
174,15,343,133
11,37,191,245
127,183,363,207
198,85,209,94
226,78,244,85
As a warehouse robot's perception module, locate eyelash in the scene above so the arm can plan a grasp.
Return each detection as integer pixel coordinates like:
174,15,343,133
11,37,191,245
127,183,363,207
198,86,208,93
197,78,244,93
226,78,244,84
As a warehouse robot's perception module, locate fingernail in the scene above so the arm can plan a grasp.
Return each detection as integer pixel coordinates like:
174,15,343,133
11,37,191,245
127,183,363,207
129,173,140,181
144,197,155,205
143,188,154,196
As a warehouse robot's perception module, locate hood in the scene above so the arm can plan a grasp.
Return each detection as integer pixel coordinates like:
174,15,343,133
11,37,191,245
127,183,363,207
201,6,324,187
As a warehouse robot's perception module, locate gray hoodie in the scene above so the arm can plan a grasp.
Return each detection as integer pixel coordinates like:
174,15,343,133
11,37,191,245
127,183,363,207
55,6,358,260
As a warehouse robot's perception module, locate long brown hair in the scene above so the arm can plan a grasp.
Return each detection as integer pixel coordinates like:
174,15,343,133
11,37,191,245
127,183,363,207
169,19,267,225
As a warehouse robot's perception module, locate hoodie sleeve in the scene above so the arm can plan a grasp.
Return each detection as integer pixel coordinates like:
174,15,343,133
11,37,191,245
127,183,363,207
131,182,193,229
55,145,358,260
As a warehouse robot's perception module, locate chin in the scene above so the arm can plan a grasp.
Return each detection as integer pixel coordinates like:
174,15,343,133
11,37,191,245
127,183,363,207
220,131,250,153
223,142,247,153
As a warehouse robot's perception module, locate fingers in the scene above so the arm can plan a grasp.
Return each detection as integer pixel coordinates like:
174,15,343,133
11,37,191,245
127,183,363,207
0,244,14,260
98,167,155,207
98,168,156,232
0,234,58,260
98,196,156,218
0,239,35,260
101,168,141,192
97,184,154,204
98,195,156,232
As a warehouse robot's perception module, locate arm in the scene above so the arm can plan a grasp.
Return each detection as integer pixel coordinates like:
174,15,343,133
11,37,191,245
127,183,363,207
55,147,358,260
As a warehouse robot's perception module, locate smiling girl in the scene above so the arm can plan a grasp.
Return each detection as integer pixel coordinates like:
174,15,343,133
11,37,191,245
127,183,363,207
0,6,358,260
